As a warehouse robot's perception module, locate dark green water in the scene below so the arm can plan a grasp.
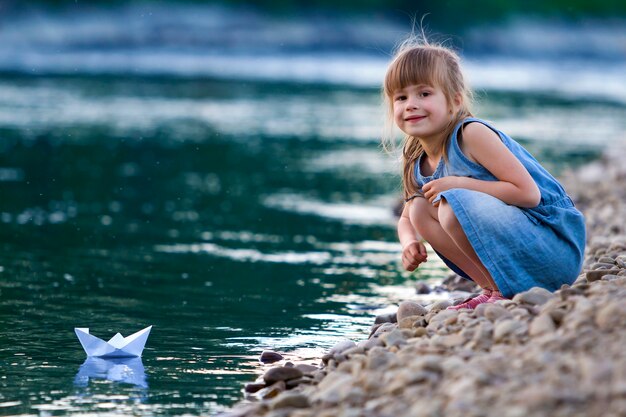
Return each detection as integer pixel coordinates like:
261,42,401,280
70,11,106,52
0,74,612,416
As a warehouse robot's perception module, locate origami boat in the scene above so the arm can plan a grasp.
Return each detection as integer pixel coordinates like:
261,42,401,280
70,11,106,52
75,326,152,358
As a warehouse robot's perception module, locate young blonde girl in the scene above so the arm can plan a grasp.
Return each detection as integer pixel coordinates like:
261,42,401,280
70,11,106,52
383,38,586,309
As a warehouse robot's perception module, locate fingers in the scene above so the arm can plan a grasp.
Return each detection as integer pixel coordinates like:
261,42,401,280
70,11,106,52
422,182,438,203
418,242,428,257
402,243,428,271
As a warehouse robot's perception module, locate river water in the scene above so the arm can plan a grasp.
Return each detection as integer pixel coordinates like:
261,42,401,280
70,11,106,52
0,4,625,416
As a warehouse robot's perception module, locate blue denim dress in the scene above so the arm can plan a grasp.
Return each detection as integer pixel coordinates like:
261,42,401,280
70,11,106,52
415,117,586,297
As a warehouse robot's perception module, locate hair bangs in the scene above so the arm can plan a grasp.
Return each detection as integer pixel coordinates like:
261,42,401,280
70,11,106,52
384,48,442,97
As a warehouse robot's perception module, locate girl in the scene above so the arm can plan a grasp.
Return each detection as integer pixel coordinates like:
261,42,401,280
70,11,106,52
383,38,586,309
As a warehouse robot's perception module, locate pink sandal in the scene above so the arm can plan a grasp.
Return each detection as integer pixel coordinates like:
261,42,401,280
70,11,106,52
447,289,493,310
486,291,507,303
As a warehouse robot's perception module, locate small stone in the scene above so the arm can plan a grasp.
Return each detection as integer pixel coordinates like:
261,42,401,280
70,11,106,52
357,337,383,350
271,392,310,409
597,256,616,264
258,381,286,400
512,287,555,306
342,346,365,357
285,377,313,389
602,274,620,281
591,262,616,270
314,372,355,404
397,301,428,320
428,309,458,325
294,364,319,375
596,302,626,331
529,313,556,336
366,346,395,370
493,319,527,342
260,350,284,364
586,269,621,282
438,332,466,348
510,307,531,319
474,303,490,317
263,367,303,384
413,327,428,337
415,282,431,294
398,315,422,329
244,382,266,393
374,312,397,324
371,322,396,339
331,340,356,354
381,328,408,347
483,304,513,322
429,299,452,312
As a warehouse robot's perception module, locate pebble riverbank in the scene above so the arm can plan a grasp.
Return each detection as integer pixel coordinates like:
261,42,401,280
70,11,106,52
221,148,626,417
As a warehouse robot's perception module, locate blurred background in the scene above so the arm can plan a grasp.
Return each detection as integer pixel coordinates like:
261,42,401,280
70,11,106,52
1,0,625,415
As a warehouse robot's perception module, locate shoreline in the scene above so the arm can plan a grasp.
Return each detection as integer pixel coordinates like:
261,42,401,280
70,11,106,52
222,145,626,417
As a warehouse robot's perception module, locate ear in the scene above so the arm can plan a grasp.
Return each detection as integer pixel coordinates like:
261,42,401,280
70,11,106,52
453,92,463,108
449,93,463,114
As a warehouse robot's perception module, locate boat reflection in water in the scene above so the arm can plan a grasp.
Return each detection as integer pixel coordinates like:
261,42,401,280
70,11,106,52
74,357,148,388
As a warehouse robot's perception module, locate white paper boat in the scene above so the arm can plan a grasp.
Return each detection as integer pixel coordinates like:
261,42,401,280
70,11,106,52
75,326,152,358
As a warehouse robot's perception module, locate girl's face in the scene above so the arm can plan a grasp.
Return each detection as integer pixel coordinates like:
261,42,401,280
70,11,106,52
392,84,456,143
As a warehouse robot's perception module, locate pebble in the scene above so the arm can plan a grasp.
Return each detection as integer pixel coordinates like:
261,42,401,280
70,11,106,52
595,302,626,330
244,382,266,393
529,313,556,336
366,347,395,370
374,312,397,324
398,315,422,329
397,301,428,320
263,367,303,384
483,304,513,322
597,256,616,264
328,340,357,356
591,261,616,270
493,319,527,342
271,392,311,409
260,350,284,364
294,364,319,375
586,269,620,282
415,282,431,294
428,299,452,312
381,328,409,347
257,381,286,400
511,287,554,306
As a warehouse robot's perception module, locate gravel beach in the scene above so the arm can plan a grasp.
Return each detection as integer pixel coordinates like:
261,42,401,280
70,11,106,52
222,146,626,417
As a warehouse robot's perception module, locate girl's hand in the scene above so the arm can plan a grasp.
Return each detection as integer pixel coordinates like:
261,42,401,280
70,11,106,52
422,176,464,205
402,240,428,271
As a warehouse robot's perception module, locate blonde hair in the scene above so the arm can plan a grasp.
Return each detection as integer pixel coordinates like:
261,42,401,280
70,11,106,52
382,36,474,200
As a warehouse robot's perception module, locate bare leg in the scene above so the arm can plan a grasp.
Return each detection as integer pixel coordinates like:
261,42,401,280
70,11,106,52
437,199,499,292
408,197,496,291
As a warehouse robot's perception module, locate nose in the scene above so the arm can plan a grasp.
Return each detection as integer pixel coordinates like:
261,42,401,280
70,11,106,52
406,95,419,109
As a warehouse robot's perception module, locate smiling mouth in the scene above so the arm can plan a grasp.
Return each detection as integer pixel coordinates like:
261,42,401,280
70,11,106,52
405,116,425,122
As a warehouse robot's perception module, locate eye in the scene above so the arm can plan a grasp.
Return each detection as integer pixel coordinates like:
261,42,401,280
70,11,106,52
394,95,407,101
419,91,431,97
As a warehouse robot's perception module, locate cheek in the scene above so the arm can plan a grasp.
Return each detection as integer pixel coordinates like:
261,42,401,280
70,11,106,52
393,107,403,123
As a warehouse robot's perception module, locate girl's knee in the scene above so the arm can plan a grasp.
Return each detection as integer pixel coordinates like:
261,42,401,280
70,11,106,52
408,198,434,236
438,199,460,232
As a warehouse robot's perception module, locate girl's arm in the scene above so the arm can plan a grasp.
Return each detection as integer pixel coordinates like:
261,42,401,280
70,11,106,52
398,202,427,271
423,122,541,208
